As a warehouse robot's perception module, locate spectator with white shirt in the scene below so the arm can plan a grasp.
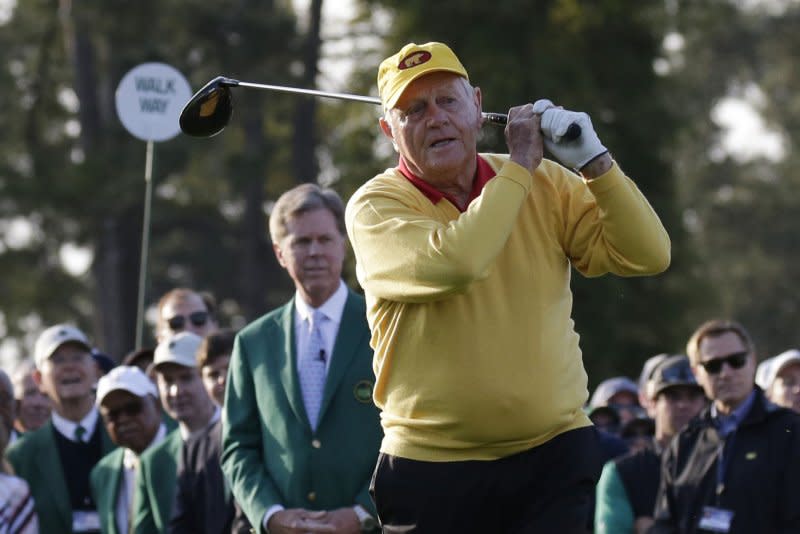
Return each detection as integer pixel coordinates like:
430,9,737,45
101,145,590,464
6,324,115,534
222,183,382,533
90,366,166,534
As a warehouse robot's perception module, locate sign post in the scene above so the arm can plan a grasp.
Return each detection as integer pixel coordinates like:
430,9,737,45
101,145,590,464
115,63,192,349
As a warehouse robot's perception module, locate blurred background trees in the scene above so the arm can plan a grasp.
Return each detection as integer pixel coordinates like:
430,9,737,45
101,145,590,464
0,0,797,386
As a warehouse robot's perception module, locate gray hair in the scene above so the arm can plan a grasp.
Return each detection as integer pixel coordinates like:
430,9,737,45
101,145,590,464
268,183,346,244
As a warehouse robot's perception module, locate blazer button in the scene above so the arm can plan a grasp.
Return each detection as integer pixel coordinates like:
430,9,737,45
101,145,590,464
312,439,321,449
308,491,317,502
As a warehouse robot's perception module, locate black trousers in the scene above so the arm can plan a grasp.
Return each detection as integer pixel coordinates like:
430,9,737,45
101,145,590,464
370,426,603,534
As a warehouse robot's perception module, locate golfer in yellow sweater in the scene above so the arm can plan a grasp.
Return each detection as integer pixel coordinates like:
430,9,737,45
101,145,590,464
345,41,671,533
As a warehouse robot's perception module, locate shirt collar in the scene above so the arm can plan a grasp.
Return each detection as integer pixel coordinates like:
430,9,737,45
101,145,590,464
711,389,756,436
124,423,167,468
51,406,99,442
180,404,221,441
294,279,348,325
397,155,497,212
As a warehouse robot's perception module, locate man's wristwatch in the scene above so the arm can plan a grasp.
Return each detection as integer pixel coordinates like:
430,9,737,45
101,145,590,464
353,505,378,531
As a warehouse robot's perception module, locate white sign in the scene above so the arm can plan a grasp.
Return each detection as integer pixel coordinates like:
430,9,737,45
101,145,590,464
115,63,192,142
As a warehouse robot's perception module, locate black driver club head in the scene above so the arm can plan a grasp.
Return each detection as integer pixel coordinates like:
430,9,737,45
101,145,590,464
179,76,239,137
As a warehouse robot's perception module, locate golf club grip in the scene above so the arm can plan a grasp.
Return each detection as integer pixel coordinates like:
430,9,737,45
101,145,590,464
482,112,582,142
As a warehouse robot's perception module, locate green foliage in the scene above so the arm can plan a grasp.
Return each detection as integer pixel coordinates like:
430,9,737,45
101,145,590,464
666,1,800,358
0,0,302,358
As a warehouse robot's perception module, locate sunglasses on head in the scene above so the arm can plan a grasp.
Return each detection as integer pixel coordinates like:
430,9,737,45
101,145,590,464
103,400,144,422
699,351,749,375
166,310,209,331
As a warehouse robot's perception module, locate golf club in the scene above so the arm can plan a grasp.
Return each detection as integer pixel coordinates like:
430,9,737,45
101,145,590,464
179,76,581,141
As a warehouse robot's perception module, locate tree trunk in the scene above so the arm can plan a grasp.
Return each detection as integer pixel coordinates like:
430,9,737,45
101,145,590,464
291,0,323,183
61,1,135,358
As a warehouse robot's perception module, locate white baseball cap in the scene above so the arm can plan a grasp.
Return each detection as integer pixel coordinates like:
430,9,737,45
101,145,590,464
756,349,800,391
33,324,92,369
153,332,203,369
96,365,157,406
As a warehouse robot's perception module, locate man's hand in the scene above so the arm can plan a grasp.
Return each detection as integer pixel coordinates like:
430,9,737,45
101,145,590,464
505,103,544,175
325,508,361,534
267,509,335,533
532,99,608,172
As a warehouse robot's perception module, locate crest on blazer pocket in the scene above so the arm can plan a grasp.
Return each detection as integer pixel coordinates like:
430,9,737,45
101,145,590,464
353,380,374,403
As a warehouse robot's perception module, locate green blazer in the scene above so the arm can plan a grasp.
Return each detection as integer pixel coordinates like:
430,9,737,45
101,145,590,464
5,418,116,534
90,448,126,534
131,428,182,534
222,290,383,530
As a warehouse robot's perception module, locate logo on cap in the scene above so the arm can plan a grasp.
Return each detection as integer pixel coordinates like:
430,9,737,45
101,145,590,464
399,51,431,70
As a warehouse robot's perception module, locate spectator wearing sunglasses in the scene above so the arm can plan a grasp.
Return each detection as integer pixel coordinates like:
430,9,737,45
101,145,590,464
651,319,800,534
90,366,166,534
155,288,218,343
596,355,706,534
755,349,800,414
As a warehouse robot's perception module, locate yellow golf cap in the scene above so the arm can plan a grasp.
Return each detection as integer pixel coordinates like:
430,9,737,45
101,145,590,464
378,42,469,110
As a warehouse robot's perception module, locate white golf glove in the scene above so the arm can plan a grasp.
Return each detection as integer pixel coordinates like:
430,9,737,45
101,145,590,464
533,99,608,171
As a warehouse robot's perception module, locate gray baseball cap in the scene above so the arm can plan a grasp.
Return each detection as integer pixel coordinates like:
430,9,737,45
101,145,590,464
33,324,92,369
153,332,203,369
650,355,702,398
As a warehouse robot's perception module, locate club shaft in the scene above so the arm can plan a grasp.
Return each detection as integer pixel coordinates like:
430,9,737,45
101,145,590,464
237,81,382,105
236,80,508,124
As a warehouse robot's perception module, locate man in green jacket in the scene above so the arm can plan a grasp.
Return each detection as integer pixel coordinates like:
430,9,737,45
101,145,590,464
6,324,115,534
90,366,167,534
131,331,218,534
222,184,383,534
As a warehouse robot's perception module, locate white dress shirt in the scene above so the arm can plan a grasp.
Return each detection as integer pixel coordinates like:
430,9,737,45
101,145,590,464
51,406,100,442
116,423,168,534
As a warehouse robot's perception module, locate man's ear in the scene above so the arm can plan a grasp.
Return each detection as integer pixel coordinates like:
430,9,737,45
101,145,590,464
32,369,43,387
273,242,287,269
379,117,394,140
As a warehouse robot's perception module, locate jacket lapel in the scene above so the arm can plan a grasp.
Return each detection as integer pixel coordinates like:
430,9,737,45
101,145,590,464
278,298,311,427
318,291,368,422
106,450,125,534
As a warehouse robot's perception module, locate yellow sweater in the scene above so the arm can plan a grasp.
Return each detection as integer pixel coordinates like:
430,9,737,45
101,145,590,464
345,155,670,462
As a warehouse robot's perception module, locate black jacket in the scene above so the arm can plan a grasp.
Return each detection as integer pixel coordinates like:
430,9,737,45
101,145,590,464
616,444,661,520
650,387,800,533
169,419,252,534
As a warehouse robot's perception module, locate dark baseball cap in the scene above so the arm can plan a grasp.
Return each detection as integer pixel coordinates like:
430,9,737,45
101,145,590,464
650,354,703,398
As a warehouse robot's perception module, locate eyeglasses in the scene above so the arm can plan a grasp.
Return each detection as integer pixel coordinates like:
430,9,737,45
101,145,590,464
102,400,144,422
699,351,749,375
166,311,209,331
